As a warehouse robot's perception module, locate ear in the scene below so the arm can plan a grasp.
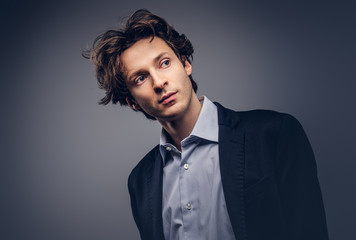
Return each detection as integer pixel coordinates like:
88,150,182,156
182,57,192,76
126,97,141,111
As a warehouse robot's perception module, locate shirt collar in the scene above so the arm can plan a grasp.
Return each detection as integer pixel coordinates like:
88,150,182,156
159,96,218,163
188,96,218,142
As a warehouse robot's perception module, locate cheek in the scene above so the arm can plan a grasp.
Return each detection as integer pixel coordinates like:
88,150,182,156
131,89,153,105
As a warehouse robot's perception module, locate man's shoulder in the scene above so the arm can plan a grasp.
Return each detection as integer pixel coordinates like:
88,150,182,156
238,109,297,126
128,145,160,185
215,102,298,129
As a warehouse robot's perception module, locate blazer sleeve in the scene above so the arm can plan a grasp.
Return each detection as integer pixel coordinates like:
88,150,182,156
274,114,329,240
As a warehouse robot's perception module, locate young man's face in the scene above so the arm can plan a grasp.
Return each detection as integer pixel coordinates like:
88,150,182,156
121,37,196,122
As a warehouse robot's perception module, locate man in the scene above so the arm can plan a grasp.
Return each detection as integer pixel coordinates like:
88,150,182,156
85,9,328,240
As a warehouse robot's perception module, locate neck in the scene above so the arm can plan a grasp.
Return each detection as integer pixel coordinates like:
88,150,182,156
158,95,202,151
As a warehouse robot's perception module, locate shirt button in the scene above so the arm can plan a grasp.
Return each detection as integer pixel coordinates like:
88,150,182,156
186,203,192,210
183,163,189,170
166,146,171,151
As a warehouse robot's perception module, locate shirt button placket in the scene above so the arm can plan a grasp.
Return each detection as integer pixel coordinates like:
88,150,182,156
186,202,192,210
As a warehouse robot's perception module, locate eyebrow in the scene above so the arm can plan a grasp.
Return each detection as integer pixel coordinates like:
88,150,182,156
126,52,170,82
153,52,170,63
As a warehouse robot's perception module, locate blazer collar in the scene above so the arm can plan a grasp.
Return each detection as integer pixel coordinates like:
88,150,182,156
143,147,165,240
151,152,165,240
214,102,241,127
215,102,247,240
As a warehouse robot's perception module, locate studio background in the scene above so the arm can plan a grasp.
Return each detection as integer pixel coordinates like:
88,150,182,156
1,0,355,239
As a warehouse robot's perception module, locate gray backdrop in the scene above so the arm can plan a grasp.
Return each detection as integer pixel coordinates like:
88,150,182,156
1,0,355,239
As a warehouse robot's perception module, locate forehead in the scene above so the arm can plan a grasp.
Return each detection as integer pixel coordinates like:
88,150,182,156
120,37,175,74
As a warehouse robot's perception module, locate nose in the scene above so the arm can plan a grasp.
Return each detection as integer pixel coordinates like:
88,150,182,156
152,72,167,93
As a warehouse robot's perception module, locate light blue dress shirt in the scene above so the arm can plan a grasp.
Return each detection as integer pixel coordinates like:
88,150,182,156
159,96,236,240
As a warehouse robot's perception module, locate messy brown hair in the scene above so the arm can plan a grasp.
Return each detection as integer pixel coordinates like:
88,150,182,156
83,9,197,120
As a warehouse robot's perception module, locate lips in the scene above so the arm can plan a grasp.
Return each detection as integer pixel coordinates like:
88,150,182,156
160,92,177,104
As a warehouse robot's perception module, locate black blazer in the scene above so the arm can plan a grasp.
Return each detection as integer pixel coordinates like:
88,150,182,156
128,102,329,240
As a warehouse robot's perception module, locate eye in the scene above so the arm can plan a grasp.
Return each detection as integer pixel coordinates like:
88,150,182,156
161,59,170,68
134,75,146,85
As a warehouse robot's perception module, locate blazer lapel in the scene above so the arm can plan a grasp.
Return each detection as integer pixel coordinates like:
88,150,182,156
147,151,165,240
215,102,247,240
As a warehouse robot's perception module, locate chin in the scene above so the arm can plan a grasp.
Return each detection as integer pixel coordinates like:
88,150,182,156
162,109,188,122
157,112,180,121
